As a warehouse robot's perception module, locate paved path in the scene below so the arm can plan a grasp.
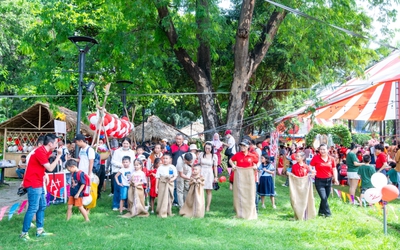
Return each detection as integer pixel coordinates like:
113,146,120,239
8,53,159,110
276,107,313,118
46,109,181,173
0,179,26,215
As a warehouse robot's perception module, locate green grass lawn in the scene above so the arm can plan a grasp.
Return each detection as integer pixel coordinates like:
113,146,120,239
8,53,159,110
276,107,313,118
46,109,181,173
1,175,399,250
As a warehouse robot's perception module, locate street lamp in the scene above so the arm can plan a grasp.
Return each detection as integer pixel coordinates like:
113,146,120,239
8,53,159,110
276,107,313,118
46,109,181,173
68,36,98,158
116,80,133,117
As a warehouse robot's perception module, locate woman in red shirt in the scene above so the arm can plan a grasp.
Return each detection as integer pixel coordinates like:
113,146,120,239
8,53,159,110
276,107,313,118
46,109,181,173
310,144,339,217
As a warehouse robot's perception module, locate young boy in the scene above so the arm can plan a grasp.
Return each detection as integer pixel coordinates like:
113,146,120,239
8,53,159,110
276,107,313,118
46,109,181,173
155,153,178,218
357,155,377,204
65,159,89,221
115,156,133,214
16,155,27,179
387,162,398,187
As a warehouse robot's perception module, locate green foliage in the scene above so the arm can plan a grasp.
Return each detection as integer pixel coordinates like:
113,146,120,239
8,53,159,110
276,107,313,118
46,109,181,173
352,133,372,146
306,124,352,147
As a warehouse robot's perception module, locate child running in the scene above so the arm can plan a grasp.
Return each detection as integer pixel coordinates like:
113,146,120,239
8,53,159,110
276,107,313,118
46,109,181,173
257,154,276,209
65,159,89,222
148,158,161,213
115,156,133,214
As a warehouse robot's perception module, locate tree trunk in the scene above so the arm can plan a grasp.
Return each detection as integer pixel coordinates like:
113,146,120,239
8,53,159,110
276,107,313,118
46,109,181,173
227,3,287,142
154,1,219,140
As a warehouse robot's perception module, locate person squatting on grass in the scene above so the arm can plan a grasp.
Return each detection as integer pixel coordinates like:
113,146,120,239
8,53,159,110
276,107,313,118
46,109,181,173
20,134,62,241
114,156,134,214
310,144,339,217
65,160,89,222
257,154,276,209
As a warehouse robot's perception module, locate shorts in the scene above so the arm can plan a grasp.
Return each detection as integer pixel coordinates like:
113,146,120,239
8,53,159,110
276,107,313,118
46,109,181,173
347,172,360,179
120,186,129,200
68,196,83,206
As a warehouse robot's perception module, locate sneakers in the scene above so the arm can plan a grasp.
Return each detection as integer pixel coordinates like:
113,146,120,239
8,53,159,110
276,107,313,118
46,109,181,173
112,208,118,211
36,230,54,237
20,233,34,241
272,205,277,209
261,204,266,209
108,193,114,197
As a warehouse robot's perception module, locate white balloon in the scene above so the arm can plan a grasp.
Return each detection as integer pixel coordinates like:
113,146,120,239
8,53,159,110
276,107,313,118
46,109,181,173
82,195,93,206
371,173,387,189
363,188,382,204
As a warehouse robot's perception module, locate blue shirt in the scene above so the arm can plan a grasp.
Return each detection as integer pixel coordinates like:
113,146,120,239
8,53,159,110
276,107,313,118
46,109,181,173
70,171,86,197
258,163,275,177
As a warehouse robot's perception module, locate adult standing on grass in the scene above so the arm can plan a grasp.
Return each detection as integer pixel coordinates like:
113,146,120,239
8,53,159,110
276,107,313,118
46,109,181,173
110,137,136,211
310,144,339,217
20,134,62,241
346,143,363,203
72,134,95,176
229,140,258,220
170,133,189,206
198,142,218,212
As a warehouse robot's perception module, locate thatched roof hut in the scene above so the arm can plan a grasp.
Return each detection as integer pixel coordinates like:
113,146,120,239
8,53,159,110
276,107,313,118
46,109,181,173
180,122,204,140
134,115,190,143
0,102,93,136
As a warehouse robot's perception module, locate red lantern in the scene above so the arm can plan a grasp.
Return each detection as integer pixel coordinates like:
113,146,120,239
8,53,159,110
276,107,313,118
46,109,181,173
14,139,20,145
18,145,23,151
7,137,12,142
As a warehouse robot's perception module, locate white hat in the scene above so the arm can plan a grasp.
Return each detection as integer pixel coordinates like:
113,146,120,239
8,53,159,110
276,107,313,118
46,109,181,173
189,144,198,151
138,155,147,161
161,138,168,142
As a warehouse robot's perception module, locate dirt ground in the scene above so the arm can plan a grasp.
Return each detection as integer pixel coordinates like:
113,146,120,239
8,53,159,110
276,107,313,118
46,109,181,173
0,179,26,216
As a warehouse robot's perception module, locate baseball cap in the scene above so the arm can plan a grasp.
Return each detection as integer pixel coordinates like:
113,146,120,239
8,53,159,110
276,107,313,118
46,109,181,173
239,140,250,147
225,130,231,135
73,134,86,142
161,138,168,142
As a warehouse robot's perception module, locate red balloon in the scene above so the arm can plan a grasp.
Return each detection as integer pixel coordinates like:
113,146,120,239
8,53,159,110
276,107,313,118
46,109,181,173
381,185,399,202
219,176,227,183
15,139,20,145
18,145,23,151
99,130,105,135
88,113,95,120
103,116,111,126
122,116,129,121
89,124,96,131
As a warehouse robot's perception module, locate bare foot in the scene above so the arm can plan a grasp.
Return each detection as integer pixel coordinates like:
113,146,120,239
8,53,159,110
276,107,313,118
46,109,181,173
206,207,210,212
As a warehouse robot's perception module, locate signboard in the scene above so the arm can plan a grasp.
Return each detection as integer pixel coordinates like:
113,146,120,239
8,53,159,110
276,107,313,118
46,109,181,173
46,172,67,205
54,120,66,134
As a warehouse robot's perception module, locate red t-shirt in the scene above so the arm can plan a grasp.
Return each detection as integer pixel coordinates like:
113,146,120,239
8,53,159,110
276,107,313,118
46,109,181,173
23,145,52,188
291,163,310,177
231,151,259,168
375,152,387,169
310,154,336,179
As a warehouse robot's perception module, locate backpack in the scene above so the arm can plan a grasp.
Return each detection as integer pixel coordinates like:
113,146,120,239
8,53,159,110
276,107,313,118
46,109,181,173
339,164,348,176
86,147,101,174
76,170,91,197
60,147,67,162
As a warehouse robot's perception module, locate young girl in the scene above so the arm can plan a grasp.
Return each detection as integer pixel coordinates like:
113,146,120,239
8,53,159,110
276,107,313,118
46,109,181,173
122,159,149,217
179,165,205,218
148,158,161,213
257,154,276,209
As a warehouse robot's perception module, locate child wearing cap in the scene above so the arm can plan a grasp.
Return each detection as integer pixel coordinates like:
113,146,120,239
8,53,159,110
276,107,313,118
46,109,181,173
65,159,89,222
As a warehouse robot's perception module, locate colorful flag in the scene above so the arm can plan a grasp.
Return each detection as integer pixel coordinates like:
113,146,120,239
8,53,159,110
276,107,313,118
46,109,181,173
8,202,20,220
0,206,9,221
18,200,28,215
341,191,347,202
347,194,351,203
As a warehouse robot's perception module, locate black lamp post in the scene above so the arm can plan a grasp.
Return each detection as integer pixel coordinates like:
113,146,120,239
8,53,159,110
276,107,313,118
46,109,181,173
68,36,98,158
116,80,133,117
142,106,145,145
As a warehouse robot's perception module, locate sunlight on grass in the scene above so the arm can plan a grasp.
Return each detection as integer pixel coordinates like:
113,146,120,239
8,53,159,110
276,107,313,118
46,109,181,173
1,176,399,249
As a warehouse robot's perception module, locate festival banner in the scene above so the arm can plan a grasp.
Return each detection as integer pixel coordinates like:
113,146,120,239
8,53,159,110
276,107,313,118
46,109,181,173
8,202,20,220
46,172,67,205
0,206,8,221
17,200,28,215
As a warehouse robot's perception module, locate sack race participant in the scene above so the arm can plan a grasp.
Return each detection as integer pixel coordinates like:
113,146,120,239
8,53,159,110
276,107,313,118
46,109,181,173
122,159,149,218
156,154,177,218
179,165,205,218
288,173,316,221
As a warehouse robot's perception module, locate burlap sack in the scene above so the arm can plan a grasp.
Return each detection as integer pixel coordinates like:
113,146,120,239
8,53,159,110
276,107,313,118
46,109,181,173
233,167,257,220
156,176,174,218
288,173,316,221
179,176,205,218
122,183,149,218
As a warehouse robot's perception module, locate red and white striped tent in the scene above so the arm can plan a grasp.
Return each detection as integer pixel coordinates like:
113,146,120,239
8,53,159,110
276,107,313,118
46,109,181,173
278,50,400,122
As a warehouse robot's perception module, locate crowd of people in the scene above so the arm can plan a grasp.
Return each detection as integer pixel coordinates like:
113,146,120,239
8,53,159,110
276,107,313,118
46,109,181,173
17,130,400,240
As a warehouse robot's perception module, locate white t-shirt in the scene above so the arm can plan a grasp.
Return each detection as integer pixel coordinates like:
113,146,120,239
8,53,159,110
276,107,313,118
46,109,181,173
176,153,194,179
156,164,177,178
119,167,134,186
78,145,95,175
228,136,236,154
131,170,147,185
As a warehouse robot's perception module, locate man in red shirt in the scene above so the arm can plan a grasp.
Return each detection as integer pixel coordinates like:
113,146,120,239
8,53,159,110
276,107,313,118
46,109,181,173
375,144,389,175
20,134,62,241
170,133,189,206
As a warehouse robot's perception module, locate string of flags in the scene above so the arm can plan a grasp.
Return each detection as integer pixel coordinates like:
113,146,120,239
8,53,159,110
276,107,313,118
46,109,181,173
0,200,28,221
